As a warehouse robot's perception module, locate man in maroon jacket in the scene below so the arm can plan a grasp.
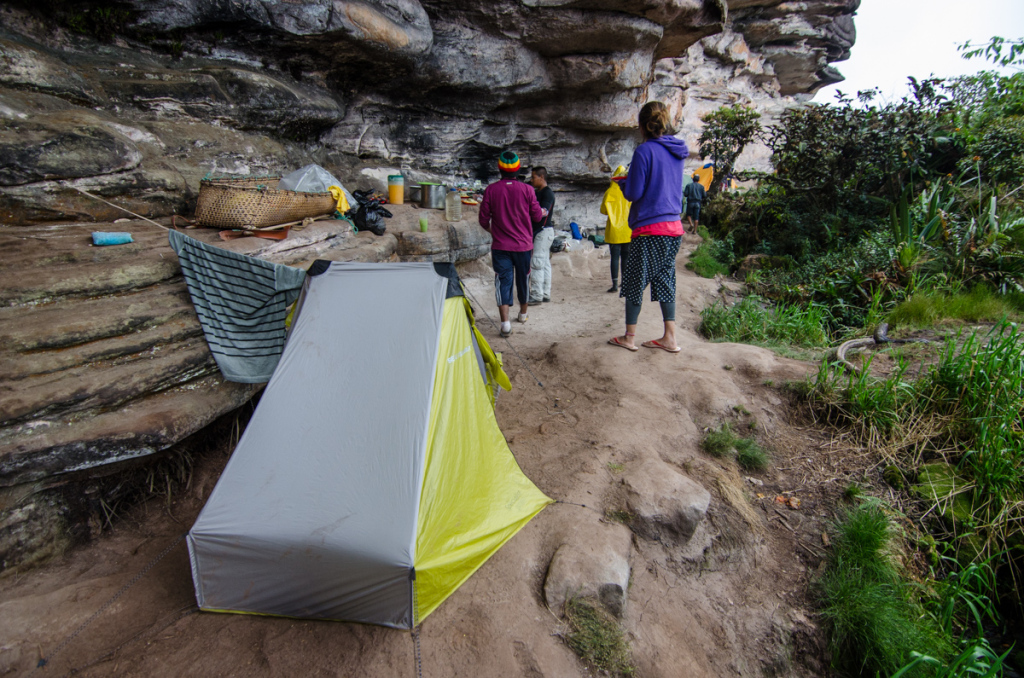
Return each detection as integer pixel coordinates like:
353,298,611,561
479,150,546,337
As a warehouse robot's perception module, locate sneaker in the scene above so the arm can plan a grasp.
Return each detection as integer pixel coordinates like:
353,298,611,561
543,296,551,302
607,284,618,293
500,321,512,337
528,298,543,306
517,312,528,323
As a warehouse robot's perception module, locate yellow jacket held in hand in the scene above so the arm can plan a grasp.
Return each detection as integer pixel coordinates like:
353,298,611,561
601,165,632,245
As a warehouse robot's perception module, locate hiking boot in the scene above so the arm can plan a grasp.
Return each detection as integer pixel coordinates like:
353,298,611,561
528,297,543,306
517,312,528,323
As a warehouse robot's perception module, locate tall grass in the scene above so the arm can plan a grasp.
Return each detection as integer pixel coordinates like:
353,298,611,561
889,287,1019,327
700,295,829,347
819,503,951,676
810,320,1024,601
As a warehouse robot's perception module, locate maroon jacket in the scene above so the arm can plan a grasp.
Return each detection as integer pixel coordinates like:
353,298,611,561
479,179,545,252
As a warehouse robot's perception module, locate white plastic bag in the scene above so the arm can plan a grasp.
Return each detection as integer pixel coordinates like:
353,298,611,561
279,164,355,207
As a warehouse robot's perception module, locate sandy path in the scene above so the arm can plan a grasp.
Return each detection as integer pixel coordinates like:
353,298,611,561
0,234,834,677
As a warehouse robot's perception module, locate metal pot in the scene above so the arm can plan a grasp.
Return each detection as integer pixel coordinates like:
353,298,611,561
419,183,447,210
408,185,422,204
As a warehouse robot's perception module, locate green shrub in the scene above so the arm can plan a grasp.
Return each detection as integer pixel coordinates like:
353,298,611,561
686,226,733,278
686,242,729,278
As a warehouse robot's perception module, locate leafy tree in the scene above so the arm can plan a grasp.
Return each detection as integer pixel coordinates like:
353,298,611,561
697,105,761,197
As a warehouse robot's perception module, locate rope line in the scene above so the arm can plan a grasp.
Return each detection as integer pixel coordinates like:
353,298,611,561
553,499,605,516
64,184,171,231
35,533,188,671
462,284,544,388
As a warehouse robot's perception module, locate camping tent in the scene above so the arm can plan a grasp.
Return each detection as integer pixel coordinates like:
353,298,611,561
187,262,551,628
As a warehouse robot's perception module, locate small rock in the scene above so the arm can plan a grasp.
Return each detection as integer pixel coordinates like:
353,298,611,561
544,522,632,617
621,458,711,544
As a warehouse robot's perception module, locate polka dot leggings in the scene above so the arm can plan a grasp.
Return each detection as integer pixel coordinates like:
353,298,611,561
619,235,681,309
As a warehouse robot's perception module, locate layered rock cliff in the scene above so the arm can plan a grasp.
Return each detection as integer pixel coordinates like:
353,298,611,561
0,0,857,225
0,0,857,567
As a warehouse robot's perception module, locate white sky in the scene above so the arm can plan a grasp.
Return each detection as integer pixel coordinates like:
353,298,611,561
814,0,1024,104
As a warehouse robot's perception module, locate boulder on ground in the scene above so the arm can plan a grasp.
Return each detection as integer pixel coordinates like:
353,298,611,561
622,457,711,544
544,521,632,617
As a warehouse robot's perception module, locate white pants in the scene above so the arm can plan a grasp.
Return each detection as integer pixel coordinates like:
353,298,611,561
530,228,555,300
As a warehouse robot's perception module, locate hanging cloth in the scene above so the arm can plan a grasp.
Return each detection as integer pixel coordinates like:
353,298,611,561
169,230,306,383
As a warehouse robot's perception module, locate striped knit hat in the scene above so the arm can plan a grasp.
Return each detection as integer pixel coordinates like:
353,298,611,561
498,150,520,174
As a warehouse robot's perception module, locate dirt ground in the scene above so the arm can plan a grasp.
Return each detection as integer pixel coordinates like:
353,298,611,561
1,234,857,677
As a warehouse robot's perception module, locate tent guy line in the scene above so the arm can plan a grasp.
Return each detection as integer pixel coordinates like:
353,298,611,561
462,283,545,389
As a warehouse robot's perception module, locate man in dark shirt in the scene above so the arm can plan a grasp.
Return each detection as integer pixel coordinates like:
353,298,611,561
683,173,707,231
529,167,556,304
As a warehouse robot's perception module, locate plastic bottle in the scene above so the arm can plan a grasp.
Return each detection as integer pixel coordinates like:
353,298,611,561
445,188,462,222
387,174,404,205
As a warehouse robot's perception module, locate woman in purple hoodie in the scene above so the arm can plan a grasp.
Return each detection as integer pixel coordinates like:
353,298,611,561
608,101,688,353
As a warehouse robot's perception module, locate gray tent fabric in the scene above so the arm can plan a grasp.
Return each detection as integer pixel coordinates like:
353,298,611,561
169,230,306,384
187,262,448,627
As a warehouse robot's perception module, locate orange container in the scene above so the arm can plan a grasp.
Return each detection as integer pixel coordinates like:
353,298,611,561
387,174,404,205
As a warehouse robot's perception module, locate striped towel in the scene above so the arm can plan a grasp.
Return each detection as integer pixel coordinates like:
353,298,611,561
169,230,306,384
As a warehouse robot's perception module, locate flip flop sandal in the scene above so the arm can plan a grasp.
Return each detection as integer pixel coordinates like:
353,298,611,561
608,336,638,352
642,340,681,353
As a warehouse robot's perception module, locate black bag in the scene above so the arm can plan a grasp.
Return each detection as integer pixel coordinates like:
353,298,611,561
347,189,392,236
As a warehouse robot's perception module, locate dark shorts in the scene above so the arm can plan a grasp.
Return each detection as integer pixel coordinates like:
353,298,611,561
492,250,531,306
685,202,701,220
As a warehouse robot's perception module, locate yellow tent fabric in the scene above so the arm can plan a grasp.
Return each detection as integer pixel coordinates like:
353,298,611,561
414,298,552,623
601,165,632,245
693,163,714,191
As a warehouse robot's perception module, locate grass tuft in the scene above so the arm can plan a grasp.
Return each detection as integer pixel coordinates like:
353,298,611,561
701,424,771,471
564,597,634,676
700,295,829,348
701,424,737,458
735,438,770,471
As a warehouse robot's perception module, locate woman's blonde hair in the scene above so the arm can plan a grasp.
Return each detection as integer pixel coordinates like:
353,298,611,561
638,101,672,139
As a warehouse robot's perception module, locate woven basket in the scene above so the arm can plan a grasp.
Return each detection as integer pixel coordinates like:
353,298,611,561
195,178,336,230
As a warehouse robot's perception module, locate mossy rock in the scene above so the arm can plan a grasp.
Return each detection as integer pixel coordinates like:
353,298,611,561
912,462,987,563
912,462,974,523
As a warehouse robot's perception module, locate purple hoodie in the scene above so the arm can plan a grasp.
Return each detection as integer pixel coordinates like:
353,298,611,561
621,135,689,230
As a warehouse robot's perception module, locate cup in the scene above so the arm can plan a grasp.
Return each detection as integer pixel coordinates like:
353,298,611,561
419,216,428,232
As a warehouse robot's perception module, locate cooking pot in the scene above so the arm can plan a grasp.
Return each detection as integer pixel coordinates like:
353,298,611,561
419,183,447,210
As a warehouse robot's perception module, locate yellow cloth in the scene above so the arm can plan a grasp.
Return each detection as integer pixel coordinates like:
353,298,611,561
693,166,714,191
328,186,349,213
601,180,632,245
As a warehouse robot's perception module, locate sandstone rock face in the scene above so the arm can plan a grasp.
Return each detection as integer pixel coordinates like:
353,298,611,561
543,521,633,617
622,458,712,544
0,0,854,227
